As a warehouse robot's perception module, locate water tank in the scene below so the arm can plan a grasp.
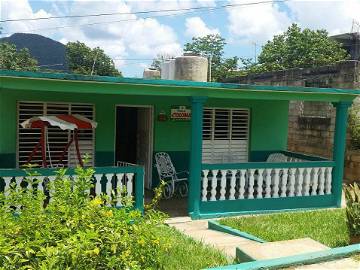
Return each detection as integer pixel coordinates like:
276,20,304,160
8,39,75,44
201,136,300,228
174,54,208,82
160,61,170,80
168,59,176,80
143,68,160,79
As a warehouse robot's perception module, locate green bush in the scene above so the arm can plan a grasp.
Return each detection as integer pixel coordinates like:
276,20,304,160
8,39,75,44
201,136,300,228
344,183,360,238
0,167,168,269
349,105,360,149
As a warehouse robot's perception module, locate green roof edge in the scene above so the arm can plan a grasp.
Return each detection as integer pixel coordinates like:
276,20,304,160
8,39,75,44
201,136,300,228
1,69,360,96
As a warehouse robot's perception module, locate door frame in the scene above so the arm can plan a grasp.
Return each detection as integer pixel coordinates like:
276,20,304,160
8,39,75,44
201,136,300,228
114,104,154,189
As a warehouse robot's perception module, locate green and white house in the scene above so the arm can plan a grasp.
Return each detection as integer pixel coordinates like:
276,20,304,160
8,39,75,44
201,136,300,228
0,70,359,219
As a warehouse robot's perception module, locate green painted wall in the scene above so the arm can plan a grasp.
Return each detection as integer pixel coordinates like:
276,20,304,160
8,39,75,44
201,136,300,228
0,89,289,179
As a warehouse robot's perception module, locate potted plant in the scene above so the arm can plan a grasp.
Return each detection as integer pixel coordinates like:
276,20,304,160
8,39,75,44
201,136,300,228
344,182,360,244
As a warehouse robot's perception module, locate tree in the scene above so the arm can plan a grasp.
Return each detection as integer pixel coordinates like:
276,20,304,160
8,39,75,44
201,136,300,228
0,42,39,71
151,54,175,71
184,34,238,82
254,24,349,73
66,41,122,77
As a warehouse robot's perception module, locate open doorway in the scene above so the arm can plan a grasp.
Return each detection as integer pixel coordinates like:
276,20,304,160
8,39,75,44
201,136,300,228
115,105,153,189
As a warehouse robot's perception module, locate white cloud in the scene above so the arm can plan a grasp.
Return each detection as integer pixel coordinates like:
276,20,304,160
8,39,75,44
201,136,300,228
286,0,360,35
227,0,291,44
1,0,182,70
185,16,219,37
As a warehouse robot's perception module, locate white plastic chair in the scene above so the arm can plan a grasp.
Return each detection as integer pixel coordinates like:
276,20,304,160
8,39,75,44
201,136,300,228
154,152,188,199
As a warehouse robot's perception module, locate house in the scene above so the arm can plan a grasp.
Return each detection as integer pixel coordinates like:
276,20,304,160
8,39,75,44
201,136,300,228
0,69,359,219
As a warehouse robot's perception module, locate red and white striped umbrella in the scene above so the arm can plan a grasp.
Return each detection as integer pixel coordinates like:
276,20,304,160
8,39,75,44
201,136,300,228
21,114,97,130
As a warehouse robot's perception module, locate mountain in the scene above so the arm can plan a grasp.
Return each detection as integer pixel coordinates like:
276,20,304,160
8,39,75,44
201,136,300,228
0,33,69,72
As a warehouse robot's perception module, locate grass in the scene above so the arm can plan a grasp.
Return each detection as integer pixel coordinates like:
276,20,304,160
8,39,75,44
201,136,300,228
220,209,349,248
155,225,231,270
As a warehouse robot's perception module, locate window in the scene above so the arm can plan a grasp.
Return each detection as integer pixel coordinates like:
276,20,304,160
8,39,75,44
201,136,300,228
202,108,249,163
17,102,95,168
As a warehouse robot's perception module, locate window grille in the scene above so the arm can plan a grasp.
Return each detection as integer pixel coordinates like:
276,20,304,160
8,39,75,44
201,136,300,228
202,108,249,163
17,102,95,168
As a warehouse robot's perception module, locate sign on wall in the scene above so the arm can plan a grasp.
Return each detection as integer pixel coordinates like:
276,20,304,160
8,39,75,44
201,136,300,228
170,106,191,120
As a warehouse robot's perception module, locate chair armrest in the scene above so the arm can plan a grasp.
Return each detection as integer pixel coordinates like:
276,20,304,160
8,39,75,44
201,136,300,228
176,171,189,177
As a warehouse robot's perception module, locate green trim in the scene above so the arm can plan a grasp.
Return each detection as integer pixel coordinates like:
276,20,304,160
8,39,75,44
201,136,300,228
332,102,352,207
199,195,336,215
1,69,359,97
208,220,266,243
206,244,360,270
202,161,335,170
188,96,207,218
196,206,334,219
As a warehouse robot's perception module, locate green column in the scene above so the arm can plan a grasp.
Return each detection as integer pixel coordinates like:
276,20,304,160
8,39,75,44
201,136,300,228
188,96,207,219
332,101,352,207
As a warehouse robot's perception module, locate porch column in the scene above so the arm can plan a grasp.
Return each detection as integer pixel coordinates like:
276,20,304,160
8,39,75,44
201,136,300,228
188,96,207,218
332,101,352,207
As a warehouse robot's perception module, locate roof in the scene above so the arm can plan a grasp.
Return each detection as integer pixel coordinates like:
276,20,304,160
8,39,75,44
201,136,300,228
331,32,360,40
0,69,360,100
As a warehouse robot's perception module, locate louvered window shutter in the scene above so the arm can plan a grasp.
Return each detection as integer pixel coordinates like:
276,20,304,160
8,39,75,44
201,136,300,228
202,108,249,163
17,102,95,168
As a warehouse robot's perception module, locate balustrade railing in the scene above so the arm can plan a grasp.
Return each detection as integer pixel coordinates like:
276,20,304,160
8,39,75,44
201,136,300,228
201,161,335,202
0,166,144,211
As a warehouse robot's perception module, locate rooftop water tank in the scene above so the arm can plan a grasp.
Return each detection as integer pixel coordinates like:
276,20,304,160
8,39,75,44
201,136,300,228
160,61,170,80
174,53,208,82
143,68,160,79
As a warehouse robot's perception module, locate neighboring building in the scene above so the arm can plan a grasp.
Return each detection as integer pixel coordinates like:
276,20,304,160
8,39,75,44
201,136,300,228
0,70,358,218
331,32,360,61
224,60,360,183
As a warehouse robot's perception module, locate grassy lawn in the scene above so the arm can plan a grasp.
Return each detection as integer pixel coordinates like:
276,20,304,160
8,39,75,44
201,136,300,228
220,209,349,248
155,225,230,270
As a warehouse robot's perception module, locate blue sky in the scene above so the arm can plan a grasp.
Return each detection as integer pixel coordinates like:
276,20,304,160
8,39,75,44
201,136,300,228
1,0,360,77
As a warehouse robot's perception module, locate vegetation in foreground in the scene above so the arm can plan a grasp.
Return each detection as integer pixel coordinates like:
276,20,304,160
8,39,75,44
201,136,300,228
0,167,228,269
220,209,349,248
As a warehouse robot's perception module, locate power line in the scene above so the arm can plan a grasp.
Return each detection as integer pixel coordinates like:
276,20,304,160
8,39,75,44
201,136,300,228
0,1,286,23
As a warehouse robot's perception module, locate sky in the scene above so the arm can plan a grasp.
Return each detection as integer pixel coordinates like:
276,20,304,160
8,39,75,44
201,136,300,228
1,0,360,77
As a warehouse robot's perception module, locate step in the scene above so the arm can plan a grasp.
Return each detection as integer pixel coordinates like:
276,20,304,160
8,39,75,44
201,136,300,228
289,258,360,269
237,238,330,262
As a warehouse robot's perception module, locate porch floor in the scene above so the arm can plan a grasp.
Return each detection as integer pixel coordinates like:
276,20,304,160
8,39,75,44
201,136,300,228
145,189,188,217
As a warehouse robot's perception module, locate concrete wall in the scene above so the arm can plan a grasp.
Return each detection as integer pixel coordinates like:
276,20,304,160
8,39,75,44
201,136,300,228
225,60,360,182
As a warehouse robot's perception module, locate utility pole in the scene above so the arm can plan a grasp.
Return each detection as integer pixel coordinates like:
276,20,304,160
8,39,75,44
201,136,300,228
252,42,257,64
91,50,99,76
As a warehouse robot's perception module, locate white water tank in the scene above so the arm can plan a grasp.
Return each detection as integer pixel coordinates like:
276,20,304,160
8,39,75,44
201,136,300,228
174,54,208,82
160,61,170,79
168,59,176,80
143,68,160,79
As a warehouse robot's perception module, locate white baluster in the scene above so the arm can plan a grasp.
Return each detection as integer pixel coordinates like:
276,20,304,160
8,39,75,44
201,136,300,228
229,170,237,200
219,170,227,201
15,177,22,188
105,173,113,205
318,167,326,195
288,168,296,197
257,169,264,199
94,174,103,196
239,169,246,199
264,169,271,198
36,176,45,193
296,168,305,196
202,170,209,202
272,169,281,198
280,168,288,197
3,177,12,197
47,176,56,202
210,170,218,201
311,167,320,196
303,168,311,196
126,173,134,197
248,169,255,199
325,167,333,194
116,173,124,207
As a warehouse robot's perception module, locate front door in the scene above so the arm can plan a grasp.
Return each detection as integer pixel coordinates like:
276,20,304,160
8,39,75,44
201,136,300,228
115,106,153,189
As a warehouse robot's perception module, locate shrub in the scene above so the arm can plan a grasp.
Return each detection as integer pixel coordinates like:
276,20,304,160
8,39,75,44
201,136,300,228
349,105,360,149
344,183,360,240
0,167,168,269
